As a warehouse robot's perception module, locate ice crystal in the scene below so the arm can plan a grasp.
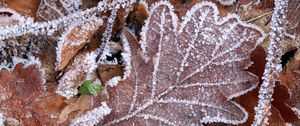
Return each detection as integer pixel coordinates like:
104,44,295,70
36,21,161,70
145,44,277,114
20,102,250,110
99,31,133,87
97,9,118,62
101,1,265,125
0,36,40,67
60,0,82,13
107,76,122,87
252,0,288,125
120,30,133,80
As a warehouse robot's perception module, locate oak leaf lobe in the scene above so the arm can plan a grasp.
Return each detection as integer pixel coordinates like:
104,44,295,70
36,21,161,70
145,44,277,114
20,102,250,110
104,1,265,125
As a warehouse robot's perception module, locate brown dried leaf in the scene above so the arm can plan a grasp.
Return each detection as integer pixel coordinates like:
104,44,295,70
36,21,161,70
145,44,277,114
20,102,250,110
4,0,40,19
36,0,68,21
279,70,300,121
101,1,265,125
32,84,66,125
56,51,98,98
58,95,93,123
98,64,124,83
32,35,58,82
0,8,31,26
272,82,299,123
286,0,300,40
0,62,44,126
56,19,102,71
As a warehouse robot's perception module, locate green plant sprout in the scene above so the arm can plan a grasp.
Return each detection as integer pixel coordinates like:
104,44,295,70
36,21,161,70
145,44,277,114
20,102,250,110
79,80,103,95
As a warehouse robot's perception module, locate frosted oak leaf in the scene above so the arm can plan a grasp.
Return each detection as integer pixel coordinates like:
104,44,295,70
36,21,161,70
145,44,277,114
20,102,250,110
101,1,265,125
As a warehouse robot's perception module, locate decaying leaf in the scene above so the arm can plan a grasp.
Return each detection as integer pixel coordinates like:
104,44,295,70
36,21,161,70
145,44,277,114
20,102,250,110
98,64,124,84
36,0,68,21
286,0,300,40
0,60,44,126
101,1,265,125
56,18,103,71
279,70,300,120
4,0,40,19
56,51,98,98
31,84,66,125
58,95,93,123
272,82,299,123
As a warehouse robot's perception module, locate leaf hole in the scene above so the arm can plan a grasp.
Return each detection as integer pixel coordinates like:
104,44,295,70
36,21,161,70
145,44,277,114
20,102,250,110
281,48,298,67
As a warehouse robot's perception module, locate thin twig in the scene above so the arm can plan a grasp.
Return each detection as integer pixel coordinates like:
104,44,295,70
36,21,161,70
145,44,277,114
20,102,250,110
247,11,272,23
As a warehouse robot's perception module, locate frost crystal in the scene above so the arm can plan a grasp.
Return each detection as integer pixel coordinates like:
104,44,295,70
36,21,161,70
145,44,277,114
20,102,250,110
97,9,118,62
120,30,133,80
107,76,122,87
101,1,265,125
252,0,288,125
60,0,82,13
0,35,40,65
71,102,112,126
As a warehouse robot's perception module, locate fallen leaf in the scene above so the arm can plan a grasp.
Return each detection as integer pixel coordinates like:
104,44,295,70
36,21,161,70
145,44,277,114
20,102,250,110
36,0,68,21
56,51,98,98
31,35,58,82
32,84,66,125
4,0,40,19
272,82,299,124
0,8,32,26
98,64,124,83
286,0,300,40
101,1,265,125
78,80,103,95
279,70,300,122
126,1,149,36
0,61,44,126
234,45,287,125
58,95,93,123
56,18,103,71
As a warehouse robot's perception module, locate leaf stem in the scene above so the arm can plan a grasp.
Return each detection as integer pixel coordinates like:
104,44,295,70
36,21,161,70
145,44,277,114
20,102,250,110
252,0,288,125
